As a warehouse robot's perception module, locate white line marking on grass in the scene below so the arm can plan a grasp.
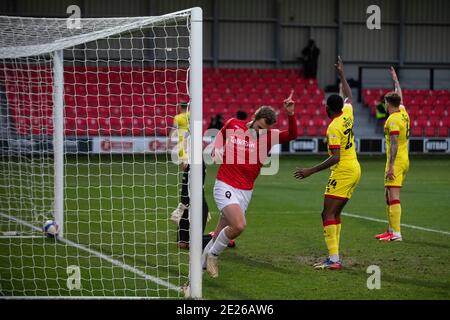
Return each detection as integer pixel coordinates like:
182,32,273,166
1,296,168,300
255,210,450,236
342,212,450,236
0,236,42,239
0,211,181,293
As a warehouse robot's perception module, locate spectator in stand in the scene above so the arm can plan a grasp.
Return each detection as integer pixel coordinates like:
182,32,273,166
208,114,224,130
376,98,388,120
300,39,320,79
236,110,248,120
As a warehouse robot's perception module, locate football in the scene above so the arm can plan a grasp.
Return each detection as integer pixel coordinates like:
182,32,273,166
43,220,59,238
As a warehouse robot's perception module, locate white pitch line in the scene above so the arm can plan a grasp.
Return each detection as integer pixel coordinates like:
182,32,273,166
0,211,181,293
255,210,450,236
342,212,450,236
0,236,42,239
0,296,166,300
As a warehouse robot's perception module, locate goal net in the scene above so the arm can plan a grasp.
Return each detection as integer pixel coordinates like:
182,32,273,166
0,8,203,299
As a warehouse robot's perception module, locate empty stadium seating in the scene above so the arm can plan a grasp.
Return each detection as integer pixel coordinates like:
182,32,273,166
362,88,450,137
3,65,327,138
4,64,448,139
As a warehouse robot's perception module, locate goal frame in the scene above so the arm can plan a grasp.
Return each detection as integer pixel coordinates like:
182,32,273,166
187,7,203,299
0,7,203,300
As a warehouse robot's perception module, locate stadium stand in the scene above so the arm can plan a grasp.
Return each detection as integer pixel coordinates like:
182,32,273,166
2,66,325,138
362,88,450,137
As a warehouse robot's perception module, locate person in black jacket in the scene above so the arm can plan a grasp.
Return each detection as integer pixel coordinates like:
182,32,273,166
300,39,320,79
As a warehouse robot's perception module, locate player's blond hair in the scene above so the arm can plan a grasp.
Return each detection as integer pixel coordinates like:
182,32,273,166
254,106,277,125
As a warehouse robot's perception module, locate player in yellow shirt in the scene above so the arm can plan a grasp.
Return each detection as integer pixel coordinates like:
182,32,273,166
294,57,361,270
172,102,190,164
375,67,410,242
170,102,191,231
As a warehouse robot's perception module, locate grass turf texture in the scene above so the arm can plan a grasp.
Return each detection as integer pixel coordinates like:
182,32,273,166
1,155,449,299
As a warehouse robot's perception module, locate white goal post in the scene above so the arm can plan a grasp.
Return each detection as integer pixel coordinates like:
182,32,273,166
0,7,203,299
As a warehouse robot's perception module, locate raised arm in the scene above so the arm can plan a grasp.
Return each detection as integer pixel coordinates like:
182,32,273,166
335,56,352,103
279,90,298,143
391,66,403,104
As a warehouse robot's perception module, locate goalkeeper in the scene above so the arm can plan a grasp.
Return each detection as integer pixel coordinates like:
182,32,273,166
170,102,233,249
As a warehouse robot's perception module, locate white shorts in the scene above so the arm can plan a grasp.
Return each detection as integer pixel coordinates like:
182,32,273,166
213,180,253,214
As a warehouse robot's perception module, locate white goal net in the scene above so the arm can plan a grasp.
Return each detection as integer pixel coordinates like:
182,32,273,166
0,8,203,299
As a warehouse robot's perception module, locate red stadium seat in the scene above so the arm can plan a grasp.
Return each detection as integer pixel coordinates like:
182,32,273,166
424,127,435,137
299,117,311,128
121,117,133,136
319,126,327,137
107,95,120,106
306,126,317,136
109,117,127,136
436,89,449,97
120,106,134,117
64,118,76,136
86,107,100,118
426,116,439,127
313,116,327,127
437,127,448,137
407,107,418,117
432,105,445,116
75,118,87,136
86,117,100,136
419,107,433,117
131,117,144,136
65,106,76,119
410,127,423,137
99,118,111,136
6,65,318,138
416,116,427,128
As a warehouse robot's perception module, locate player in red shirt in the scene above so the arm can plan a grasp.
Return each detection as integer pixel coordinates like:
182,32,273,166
203,91,297,278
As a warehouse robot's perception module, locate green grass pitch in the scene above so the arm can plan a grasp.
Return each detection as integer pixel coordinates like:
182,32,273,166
1,155,449,299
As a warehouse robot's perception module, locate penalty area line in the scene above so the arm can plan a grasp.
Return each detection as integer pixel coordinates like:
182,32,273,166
342,212,450,236
0,211,181,293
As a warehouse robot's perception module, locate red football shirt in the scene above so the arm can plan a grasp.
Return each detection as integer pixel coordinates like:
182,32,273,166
214,114,297,190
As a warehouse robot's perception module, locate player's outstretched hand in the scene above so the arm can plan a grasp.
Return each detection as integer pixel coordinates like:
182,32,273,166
293,167,313,180
283,89,295,115
390,66,399,83
335,56,344,75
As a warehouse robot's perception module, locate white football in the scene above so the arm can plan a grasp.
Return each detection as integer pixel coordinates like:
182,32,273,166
43,220,59,238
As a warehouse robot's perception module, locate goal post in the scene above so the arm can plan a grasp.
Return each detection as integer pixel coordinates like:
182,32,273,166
0,8,203,299
53,49,64,239
188,7,203,299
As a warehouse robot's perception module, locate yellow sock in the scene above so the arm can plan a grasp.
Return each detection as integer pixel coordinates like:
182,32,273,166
323,223,338,257
386,205,393,232
336,222,342,247
390,201,402,234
